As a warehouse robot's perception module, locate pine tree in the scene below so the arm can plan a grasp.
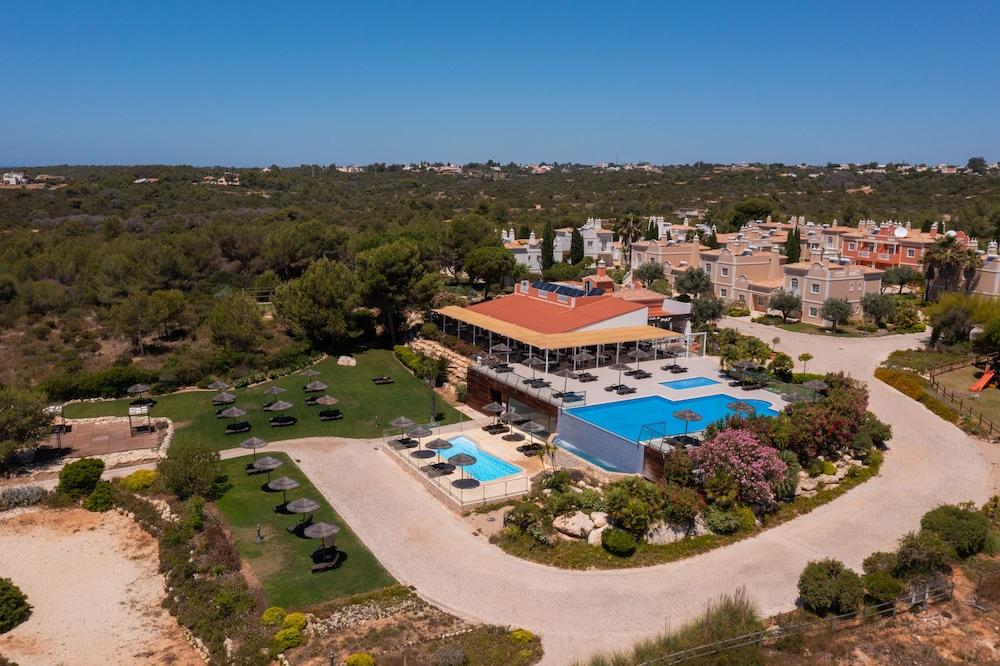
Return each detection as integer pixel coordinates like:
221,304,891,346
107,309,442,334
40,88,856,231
784,226,801,263
570,227,584,264
541,221,555,270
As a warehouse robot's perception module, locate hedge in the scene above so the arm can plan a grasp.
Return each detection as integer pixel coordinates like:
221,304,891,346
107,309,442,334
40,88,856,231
874,367,958,423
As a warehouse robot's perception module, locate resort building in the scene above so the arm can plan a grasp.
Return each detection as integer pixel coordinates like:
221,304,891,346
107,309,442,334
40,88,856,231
553,217,615,263
700,246,786,306
783,260,884,325
840,220,976,270
501,228,543,272
2,172,26,186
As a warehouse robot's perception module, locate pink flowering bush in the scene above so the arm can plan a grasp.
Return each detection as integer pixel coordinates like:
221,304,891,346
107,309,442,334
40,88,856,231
692,429,787,507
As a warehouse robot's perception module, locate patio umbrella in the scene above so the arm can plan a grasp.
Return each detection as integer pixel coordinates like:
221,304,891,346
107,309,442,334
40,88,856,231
731,359,755,384
263,400,293,412
304,380,328,392
286,497,321,531
212,391,237,405
425,437,453,463
390,416,415,430
571,350,595,372
314,395,339,406
127,383,151,396
552,368,578,394
500,410,529,424
304,521,341,555
627,346,650,371
218,406,246,421
207,380,231,391
802,379,829,402
299,368,321,377
489,343,512,363
609,362,632,386
262,385,286,401
482,401,504,425
252,455,283,480
672,409,702,437
267,476,300,504
448,452,478,486
407,425,432,449
520,420,546,447
727,400,756,419
239,436,268,462
522,355,544,379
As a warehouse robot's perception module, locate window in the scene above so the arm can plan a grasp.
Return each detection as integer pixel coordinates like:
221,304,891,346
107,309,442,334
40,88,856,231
848,241,857,251
587,240,593,247
790,277,799,292
907,248,915,258
721,267,729,277
810,282,820,294
720,288,728,297
826,237,834,247
519,280,529,293
704,263,713,273
738,294,745,303
809,307,818,318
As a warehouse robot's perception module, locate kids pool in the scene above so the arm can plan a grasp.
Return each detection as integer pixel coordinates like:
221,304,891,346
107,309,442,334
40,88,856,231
445,435,522,482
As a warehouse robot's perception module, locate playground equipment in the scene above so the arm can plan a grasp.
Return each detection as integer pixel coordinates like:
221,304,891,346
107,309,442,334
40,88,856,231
970,369,995,392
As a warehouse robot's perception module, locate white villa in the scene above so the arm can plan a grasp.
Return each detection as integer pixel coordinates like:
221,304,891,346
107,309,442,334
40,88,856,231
2,172,27,186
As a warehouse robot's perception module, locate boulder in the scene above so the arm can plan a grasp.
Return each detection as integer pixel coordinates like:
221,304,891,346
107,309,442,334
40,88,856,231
692,514,711,537
797,477,819,493
587,525,608,546
553,511,594,538
336,355,357,366
797,469,809,479
590,511,609,529
817,473,839,485
541,488,553,497
644,520,689,545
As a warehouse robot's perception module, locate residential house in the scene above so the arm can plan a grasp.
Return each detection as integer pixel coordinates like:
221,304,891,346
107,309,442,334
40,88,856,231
2,172,26,186
784,260,883,326
553,218,614,263
501,228,543,273
841,220,976,270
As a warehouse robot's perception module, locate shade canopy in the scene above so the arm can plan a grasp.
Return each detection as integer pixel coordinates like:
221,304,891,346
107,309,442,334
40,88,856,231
286,497,321,514
299,368,321,377
802,380,829,391
207,380,231,390
407,425,433,438
212,392,237,405
425,438,453,451
390,416,415,429
267,476,300,491
571,351,595,362
252,456,283,472
552,369,578,378
239,436,268,450
482,401,505,414
304,381,328,392
448,453,477,467
218,406,247,419
521,420,546,433
262,386,286,396
726,401,757,416
264,400,293,412
127,383,151,395
489,343,512,354
672,409,703,423
732,360,756,370
626,348,651,359
522,355,545,367
303,521,341,539
314,395,339,406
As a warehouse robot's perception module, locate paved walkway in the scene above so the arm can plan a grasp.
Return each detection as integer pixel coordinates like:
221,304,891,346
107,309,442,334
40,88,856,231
220,321,991,664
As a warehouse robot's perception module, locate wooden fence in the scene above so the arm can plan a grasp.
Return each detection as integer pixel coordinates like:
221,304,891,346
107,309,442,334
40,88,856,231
925,354,1000,437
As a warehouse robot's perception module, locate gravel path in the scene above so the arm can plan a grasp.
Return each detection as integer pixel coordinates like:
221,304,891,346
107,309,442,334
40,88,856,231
229,323,991,664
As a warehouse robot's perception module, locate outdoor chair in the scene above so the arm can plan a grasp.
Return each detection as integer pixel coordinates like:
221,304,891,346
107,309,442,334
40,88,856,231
304,397,318,406
393,436,418,448
624,369,640,376
634,370,652,379
605,384,625,392
269,416,298,427
562,392,584,403
616,386,637,395
310,550,343,574
371,376,394,385
660,364,677,371
670,366,688,374
429,462,455,475
318,409,342,421
578,373,598,383
225,421,252,434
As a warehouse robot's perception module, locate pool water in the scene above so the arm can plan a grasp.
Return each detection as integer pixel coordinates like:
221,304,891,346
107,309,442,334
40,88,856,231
566,394,778,441
661,377,720,390
446,435,522,481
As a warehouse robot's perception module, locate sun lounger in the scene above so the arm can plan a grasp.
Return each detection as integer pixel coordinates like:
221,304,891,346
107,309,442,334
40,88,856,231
562,392,585,403
661,364,678,371
578,374,598,383
742,383,766,391
616,386,637,395
624,369,639,376
669,366,688,374
318,409,342,421
311,550,343,573
269,416,298,427
225,421,252,434
429,462,455,475
393,437,418,448
371,376,394,385
130,398,156,407
605,384,625,392
502,432,525,442
633,371,652,379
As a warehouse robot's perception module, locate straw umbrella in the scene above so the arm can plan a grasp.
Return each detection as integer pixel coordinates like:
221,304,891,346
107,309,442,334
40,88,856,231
552,368,577,394
390,416,414,429
207,380,231,391
609,362,632,386
627,346,650,371
252,455,282,481
314,395,339,407
520,420,545,447
802,379,829,402
218,406,246,423
267,476,300,505
448,453,478,486
571,350,595,372
482,401,504,425
286,497,321,532
489,343,512,363
299,368,321,378
522,355,544,379
263,400,293,413
783,392,810,404
500,410,528,425
732,359,755,385
425,438,453,464
407,425,432,449
262,386,286,405
127,383,151,396
304,521,341,559
239,436,268,462
212,391,237,405
726,400,756,419
672,409,702,437
304,380,328,393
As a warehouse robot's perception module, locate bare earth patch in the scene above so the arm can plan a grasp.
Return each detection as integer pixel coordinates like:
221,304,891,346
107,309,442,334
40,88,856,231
0,508,203,666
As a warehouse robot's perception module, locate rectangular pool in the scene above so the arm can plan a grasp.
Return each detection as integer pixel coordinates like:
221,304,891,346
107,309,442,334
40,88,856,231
446,435,522,482
660,377,720,390
565,394,778,442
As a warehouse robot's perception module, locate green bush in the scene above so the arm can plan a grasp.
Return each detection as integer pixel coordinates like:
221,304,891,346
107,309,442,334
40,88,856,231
40,365,159,400
894,529,953,576
455,382,468,402
120,469,159,492
862,551,897,576
616,498,654,535
862,572,903,605
822,461,837,476
726,302,751,317
57,458,105,499
504,501,543,530
660,483,704,525
702,505,743,535
83,481,114,512
0,577,31,634
420,322,440,340
158,447,228,500
920,504,993,558
270,627,303,654
797,559,863,615
261,606,286,626
282,612,307,632
345,653,375,666
509,628,535,643
0,485,47,511
602,528,637,557
874,367,958,423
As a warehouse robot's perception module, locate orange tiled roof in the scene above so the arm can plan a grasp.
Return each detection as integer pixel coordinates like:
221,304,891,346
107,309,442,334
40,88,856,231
465,293,646,334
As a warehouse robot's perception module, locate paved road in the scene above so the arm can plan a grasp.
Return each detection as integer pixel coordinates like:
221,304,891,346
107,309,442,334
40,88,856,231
235,321,991,664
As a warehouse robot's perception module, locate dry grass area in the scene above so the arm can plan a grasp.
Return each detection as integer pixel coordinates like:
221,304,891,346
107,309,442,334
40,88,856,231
766,568,1000,665
0,508,203,666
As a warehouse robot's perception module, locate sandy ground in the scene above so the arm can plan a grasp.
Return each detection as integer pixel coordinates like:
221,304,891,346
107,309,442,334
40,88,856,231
0,508,203,666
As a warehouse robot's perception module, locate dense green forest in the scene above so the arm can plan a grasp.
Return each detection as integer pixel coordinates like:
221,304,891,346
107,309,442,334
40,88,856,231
2,163,1000,391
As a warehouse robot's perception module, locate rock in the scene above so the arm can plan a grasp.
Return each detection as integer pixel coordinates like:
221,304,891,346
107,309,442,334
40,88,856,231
692,514,711,537
541,488,553,496
800,489,817,498
817,473,839,485
797,470,809,479
587,525,607,546
834,467,849,481
797,477,819,493
553,511,594,538
644,520,689,545
590,511,608,529
336,355,356,366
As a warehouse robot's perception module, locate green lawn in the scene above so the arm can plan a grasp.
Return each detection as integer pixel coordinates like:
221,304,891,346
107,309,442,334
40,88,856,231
215,453,396,609
63,350,463,453
934,364,1000,421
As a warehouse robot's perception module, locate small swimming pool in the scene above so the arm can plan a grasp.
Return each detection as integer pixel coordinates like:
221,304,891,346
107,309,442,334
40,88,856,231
661,377,720,390
566,394,778,442
446,436,522,482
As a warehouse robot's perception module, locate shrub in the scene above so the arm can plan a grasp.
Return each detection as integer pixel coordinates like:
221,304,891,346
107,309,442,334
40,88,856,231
920,504,993,558
862,551,897,576
602,528,637,557
733,506,757,532
454,382,468,402
692,429,787,506
726,302,751,317
83,481,114,512
420,322,440,340
702,505,743,535
705,471,739,509
271,627,303,654
0,577,31,634
797,559,863,615
57,458,105,499
822,461,837,476
504,501,543,530
0,485,46,511
509,628,535,643
282,612,307,632
874,367,958,423
40,365,159,401
863,448,883,468
660,484,704,525
894,529,953,576
661,450,695,487
158,447,228,500
120,469,159,492
431,645,467,666
773,450,800,502
616,498,654,535
863,572,903,605
345,653,375,666
261,606,286,626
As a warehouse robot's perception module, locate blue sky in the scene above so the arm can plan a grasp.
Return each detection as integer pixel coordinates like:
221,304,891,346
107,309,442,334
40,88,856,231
3,1,999,166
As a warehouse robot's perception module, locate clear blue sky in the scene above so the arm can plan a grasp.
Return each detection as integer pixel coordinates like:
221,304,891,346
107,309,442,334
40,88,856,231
3,1,998,166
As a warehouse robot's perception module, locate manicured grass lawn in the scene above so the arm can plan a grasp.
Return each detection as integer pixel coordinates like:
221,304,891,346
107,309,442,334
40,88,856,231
215,453,396,608
884,348,974,373
63,350,463,453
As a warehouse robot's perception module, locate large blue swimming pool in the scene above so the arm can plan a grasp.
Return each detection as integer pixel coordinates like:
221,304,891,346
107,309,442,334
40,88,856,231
446,436,522,482
566,394,778,441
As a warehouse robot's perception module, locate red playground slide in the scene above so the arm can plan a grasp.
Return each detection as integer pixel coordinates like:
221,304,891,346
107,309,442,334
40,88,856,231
970,369,995,392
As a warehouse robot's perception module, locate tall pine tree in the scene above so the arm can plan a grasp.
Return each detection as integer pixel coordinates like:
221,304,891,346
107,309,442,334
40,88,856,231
541,221,555,269
784,226,801,263
570,227,584,264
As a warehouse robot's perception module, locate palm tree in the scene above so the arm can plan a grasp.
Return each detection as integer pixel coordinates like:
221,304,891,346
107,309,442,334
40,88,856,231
617,214,643,265
923,235,982,301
